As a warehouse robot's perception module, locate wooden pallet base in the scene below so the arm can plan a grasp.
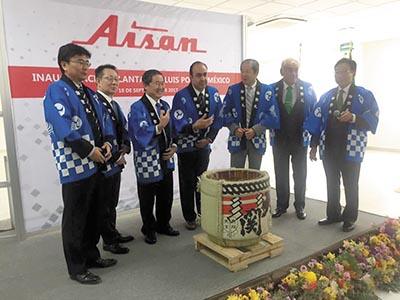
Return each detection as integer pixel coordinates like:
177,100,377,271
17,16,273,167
193,232,283,272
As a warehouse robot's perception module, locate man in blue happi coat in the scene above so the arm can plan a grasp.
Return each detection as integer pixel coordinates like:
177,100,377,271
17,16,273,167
270,58,317,220
128,69,180,245
223,59,279,170
95,64,134,255
171,61,224,230
305,58,379,232
43,43,117,284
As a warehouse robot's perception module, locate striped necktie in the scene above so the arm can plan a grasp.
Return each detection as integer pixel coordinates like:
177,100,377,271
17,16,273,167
245,86,254,126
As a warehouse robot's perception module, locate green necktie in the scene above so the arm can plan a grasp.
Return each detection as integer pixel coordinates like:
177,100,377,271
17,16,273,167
285,86,293,114
337,89,345,110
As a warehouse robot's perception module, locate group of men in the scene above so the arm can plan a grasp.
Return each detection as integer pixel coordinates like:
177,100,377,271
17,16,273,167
44,43,379,284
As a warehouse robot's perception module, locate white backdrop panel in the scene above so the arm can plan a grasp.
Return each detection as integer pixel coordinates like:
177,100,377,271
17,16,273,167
3,0,241,233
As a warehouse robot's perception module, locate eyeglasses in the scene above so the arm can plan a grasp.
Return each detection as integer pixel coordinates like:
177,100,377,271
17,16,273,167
102,76,120,82
70,60,91,67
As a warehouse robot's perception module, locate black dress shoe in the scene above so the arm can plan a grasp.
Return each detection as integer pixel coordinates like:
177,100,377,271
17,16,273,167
343,222,355,232
296,209,307,220
70,271,101,284
103,243,129,254
144,232,157,244
116,235,134,243
86,258,117,268
272,208,287,218
318,217,342,225
156,226,180,236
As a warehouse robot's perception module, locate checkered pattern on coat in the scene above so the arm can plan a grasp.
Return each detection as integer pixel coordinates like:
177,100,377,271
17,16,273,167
252,133,266,150
346,129,367,160
177,135,197,149
228,135,241,148
134,148,161,179
52,134,96,178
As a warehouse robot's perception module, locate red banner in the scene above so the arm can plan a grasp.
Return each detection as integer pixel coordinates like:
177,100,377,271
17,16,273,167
8,66,241,98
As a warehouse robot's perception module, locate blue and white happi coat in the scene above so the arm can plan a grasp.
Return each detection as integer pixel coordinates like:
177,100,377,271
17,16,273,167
96,93,130,178
269,79,317,146
44,80,112,184
171,85,223,153
305,85,379,162
223,81,279,154
128,97,174,184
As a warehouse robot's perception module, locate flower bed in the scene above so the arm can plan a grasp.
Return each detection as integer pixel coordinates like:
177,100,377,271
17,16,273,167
226,218,400,300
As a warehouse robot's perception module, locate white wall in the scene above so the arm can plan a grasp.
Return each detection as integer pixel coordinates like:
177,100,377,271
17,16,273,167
361,39,400,150
247,20,400,151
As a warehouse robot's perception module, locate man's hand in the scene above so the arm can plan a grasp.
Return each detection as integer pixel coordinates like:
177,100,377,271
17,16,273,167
244,128,255,140
337,110,353,123
195,138,210,149
309,146,318,161
193,114,214,130
162,146,177,160
90,147,106,163
119,144,130,155
101,143,112,161
158,109,170,130
234,127,246,138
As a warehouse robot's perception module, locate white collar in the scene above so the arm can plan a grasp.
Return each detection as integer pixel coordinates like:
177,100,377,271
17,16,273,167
338,84,351,94
97,90,113,104
146,93,161,108
192,85,205,97
283,81,295,90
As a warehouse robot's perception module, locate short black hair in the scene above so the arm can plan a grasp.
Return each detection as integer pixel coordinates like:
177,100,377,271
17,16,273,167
95,64,117,79
142,69,163,85
335,58,357,73
189,61,208,76
241,59,259,74
57,43,91,73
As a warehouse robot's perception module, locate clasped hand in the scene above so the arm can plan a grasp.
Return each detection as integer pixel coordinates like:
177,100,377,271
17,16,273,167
235,127,255,139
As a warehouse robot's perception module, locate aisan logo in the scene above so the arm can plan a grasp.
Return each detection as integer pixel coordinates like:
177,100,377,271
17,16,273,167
73,15,207,53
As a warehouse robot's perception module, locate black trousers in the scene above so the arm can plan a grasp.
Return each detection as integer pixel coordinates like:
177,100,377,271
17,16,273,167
99,172,121,245
322,150,361,222
137,170,173,235
273,143,307,211
61,172,102,276
177,148,210,222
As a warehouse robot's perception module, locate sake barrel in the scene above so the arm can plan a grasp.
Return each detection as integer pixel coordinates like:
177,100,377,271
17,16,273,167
200,168,271,247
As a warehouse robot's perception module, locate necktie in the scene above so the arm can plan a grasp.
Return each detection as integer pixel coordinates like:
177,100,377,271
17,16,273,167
245,86,254,126
198,92,205,112
156,102,168,145
337,89,345,110
285,86,293,114
155,102,161,116
111,100,119,121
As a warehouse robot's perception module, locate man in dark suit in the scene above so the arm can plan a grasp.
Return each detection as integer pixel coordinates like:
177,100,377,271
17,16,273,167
128,69,180,244
95,64,134,254
306,58,379,232
270,58,317,220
